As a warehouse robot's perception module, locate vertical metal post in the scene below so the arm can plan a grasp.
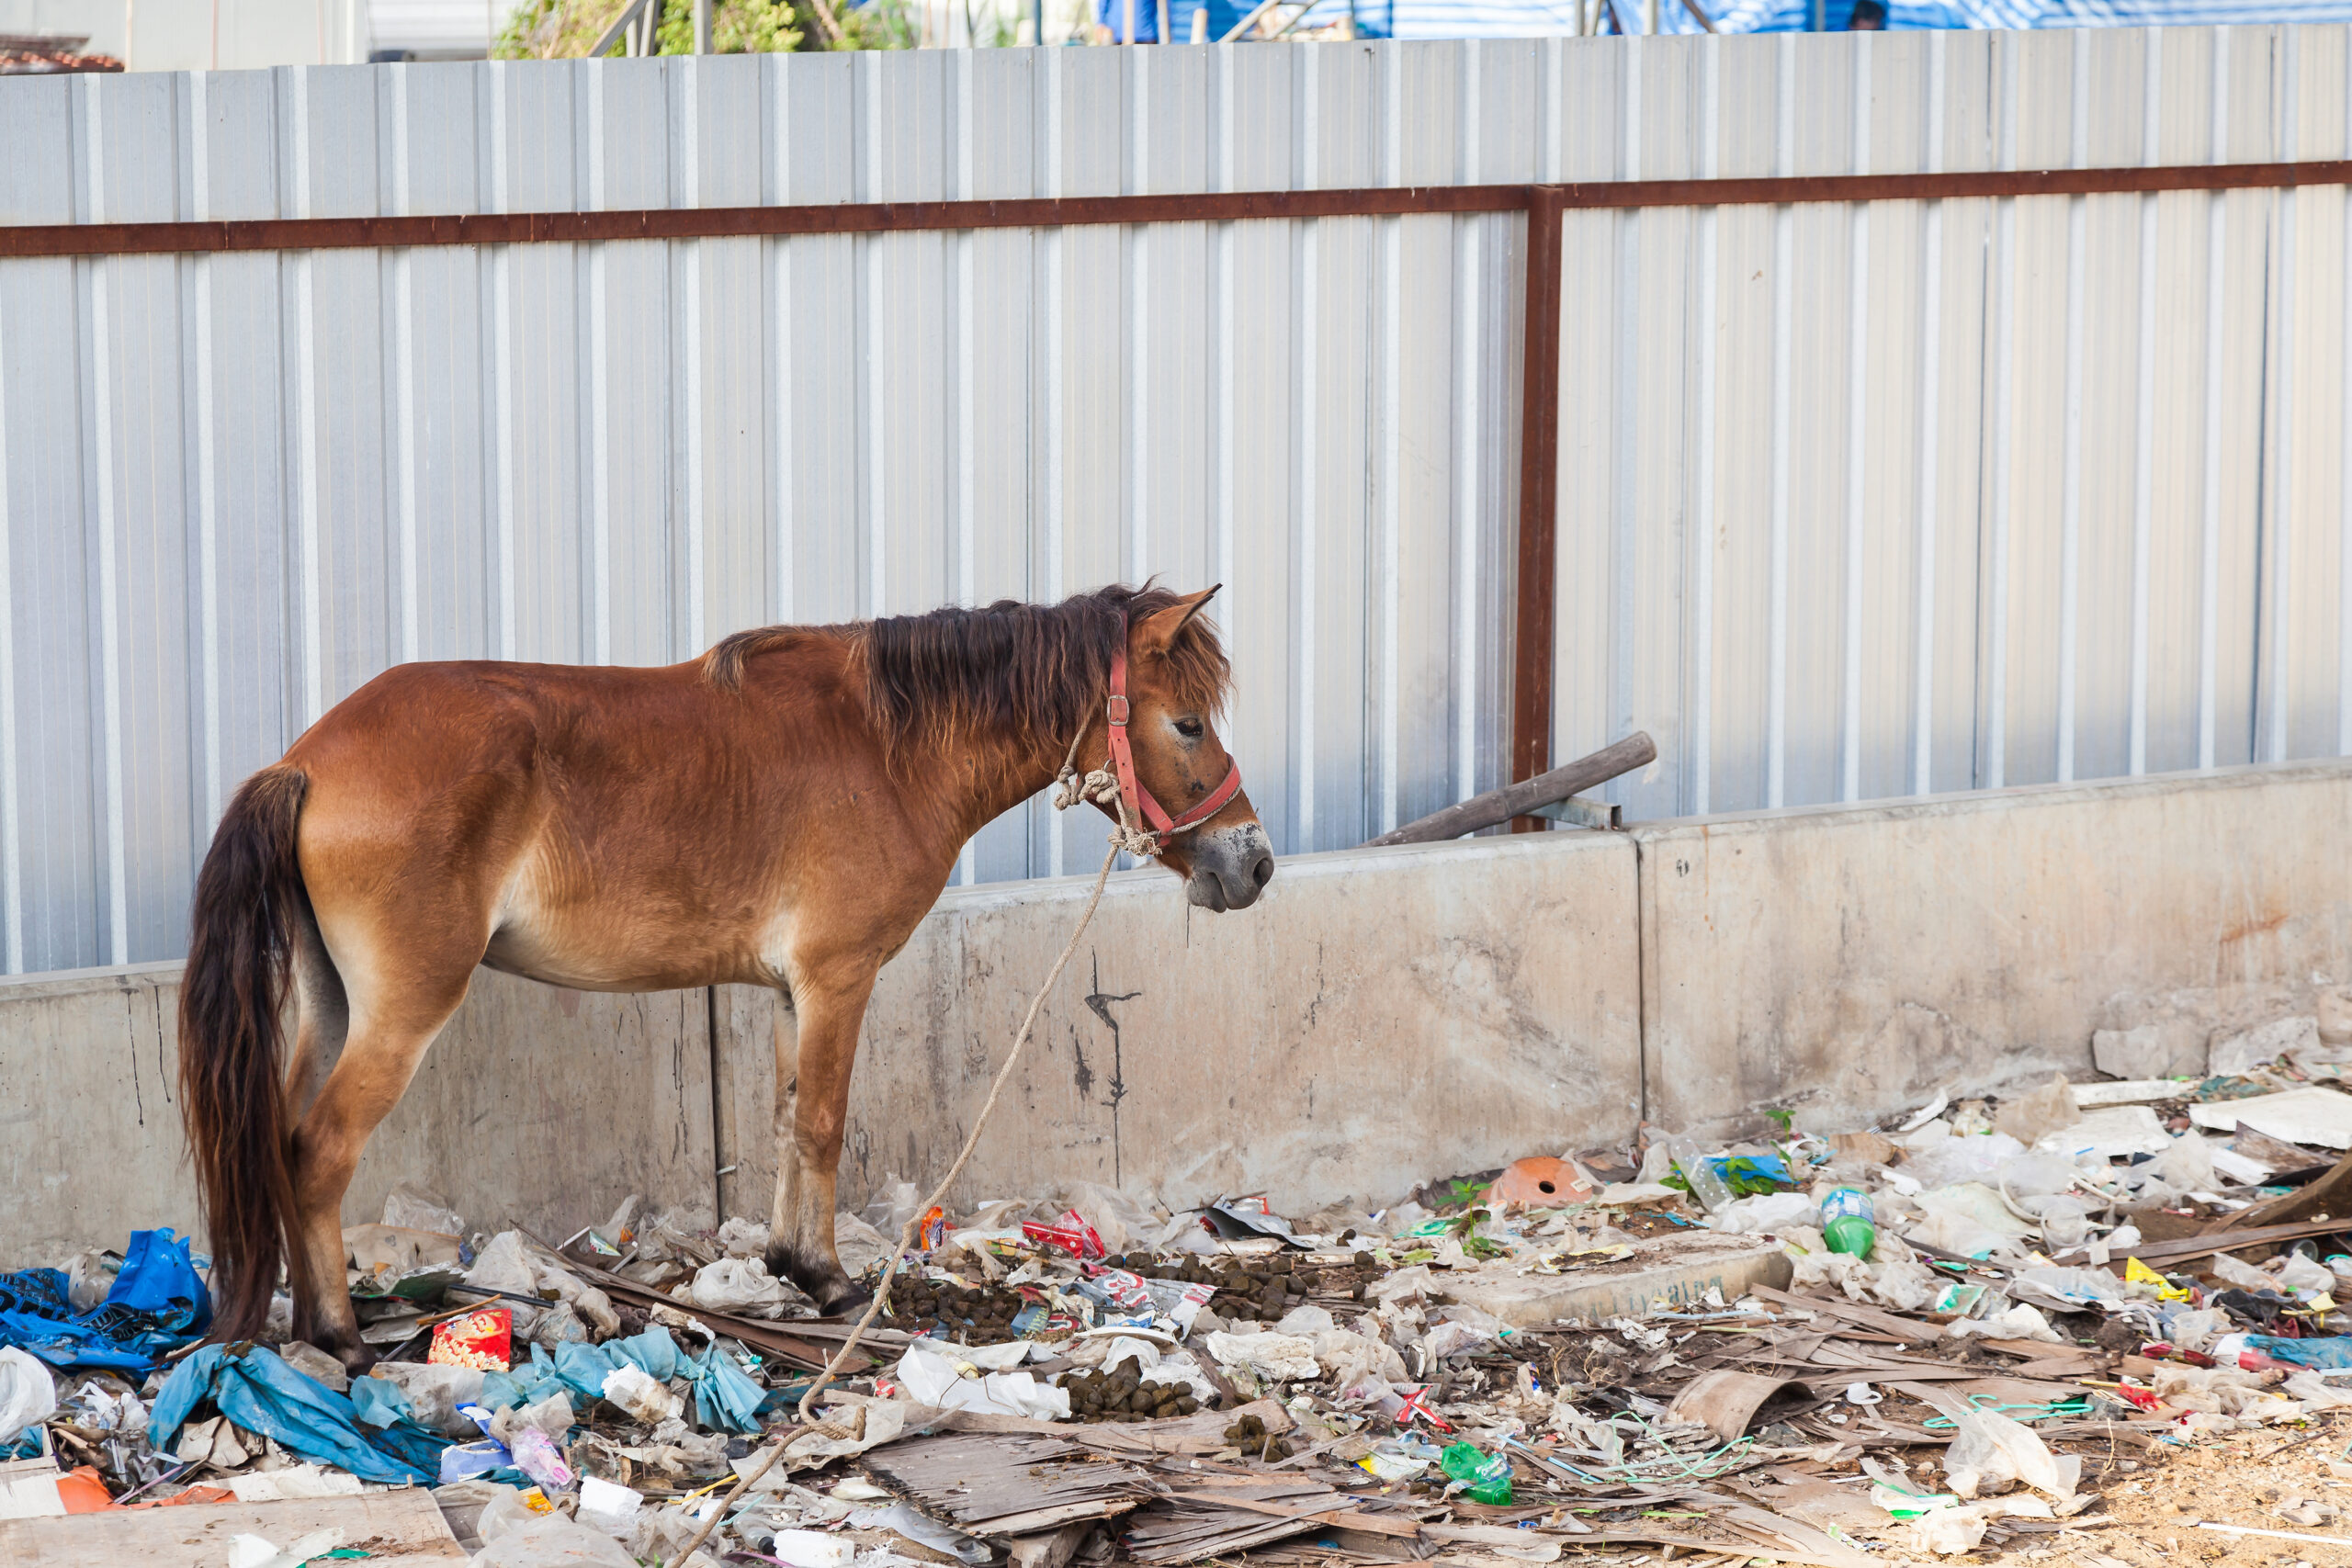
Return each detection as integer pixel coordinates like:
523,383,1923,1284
694,0,709,51
1510,184,1568,825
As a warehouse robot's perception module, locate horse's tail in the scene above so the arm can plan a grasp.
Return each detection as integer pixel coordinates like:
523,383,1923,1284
177,763,311,1339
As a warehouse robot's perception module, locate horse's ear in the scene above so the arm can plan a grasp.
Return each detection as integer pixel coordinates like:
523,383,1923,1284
1132,586,1220,659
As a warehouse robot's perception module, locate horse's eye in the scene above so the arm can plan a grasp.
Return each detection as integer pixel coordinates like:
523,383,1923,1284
1175,717,1204,739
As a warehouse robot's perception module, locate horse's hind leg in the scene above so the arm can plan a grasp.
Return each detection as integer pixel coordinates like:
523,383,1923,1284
285,902,349,1122
285,956,474,1372
766,965,880,1314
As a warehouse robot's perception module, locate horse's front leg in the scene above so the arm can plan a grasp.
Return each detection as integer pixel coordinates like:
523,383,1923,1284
765,964,880,1314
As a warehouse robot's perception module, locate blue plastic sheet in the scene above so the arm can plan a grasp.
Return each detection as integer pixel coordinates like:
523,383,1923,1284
2243,1335,2352,1371
152,1345,447,1485
475,1326,763,1434
0,1229,212,1371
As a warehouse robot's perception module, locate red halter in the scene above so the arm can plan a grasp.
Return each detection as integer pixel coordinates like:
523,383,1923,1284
1104,641,1244,847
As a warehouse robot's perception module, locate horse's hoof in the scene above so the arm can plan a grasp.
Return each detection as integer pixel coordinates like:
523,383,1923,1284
813,1283,874,1320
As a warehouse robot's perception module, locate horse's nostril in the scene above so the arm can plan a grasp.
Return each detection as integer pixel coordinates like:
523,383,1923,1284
1250,854,1274,888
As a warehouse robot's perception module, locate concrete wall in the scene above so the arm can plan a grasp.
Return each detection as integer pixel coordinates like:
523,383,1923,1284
1636,760,2352,1140
712,831,1644,1224
3,759,2346,1261
0,965,717,1263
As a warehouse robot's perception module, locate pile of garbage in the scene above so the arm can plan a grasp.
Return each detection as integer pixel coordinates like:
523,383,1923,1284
13,997,2352,1563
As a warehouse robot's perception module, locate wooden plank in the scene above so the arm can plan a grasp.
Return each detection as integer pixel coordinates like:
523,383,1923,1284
0,1489,465,1565
1156,1493,1424,1538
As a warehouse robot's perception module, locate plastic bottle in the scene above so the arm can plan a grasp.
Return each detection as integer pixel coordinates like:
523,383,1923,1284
1667,1135,1736,1213
1439,1441,1514,1505
1819,1188,1876,1257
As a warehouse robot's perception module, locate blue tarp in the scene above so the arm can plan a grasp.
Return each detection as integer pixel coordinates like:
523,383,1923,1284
477,1326,765,1435
0,1230,211,1372
152,1345,448,1485
1240,0,2352,40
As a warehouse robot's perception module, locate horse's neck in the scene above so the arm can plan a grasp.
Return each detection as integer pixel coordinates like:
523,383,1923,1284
925,722,1076,847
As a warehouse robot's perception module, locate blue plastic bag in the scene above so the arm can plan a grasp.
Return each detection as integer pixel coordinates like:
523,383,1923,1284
480,1345,573,1412
2243,1335,2352,1371
0,1230,212,1371
152,1344,447,1484
689,1345,766,1435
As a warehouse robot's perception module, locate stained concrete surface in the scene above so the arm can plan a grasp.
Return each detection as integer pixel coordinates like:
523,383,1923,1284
1635,760,2352,1141
715,829,1645,1224
0,964,715,1264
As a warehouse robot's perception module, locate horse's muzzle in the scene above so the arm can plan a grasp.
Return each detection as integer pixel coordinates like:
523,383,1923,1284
1185,823,1275,912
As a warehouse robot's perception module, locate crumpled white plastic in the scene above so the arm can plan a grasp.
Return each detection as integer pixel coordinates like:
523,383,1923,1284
0,1347,57,1445
1204,1331,1322,1382
715,1217,772,1258
686,1256,799,1318
601,1365,684,1426
226,1529,347,1568
1945,1303,2063,1344
1928,1393,2080,1500
894,1342,1070,1420
466,1231,621,1340
1703,1191,1819,1235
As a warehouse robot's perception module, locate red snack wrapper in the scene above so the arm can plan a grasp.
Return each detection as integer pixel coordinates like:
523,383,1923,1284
920,1206,947,1249
429,1305,514,1372
1020,1209,1106,1259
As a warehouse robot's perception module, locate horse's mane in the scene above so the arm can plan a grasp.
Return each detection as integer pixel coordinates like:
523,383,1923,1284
701,584,1230,754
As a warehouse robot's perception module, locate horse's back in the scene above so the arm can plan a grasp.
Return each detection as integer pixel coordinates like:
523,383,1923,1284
278,649,888,993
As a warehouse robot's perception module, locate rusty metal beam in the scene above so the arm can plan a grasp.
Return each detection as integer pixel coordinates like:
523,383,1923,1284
1510,185,1568,827
5,162,2348,261
0,186,1532,259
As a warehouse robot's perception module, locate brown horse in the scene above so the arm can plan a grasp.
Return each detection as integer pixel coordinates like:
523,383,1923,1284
176,584,1272,1371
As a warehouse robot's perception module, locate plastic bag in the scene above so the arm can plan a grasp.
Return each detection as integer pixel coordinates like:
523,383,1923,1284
1899,1129,2029,1190
601,1366,684,1425
1945,1304,2062,1344
895,1343,1069,1419
2278,1253,2335,1297
1931,1395,2079,1499
61,1251,115,1314
473,1513,640,1567
1705,1191,1818,1235
1993,1077,2080,1147
850,1500,993,1565
829,1212,894,1278
2164,1307,2231,1352
150,1344,444,1485
369,1360,485,1438
491,1390,574,1446
0,1346,56,1444
715,1217,771,1258
1205,1331,1322,1382
510,1427,574,1490
2211,1253,2276,1292
1906,1503,1990,1555
1439,1442,1513,1505
860,1176,924,1243
1054,1183,1163,1255
380,1185,464,1236
686,1257,796,1318
2007,1266,2123,1313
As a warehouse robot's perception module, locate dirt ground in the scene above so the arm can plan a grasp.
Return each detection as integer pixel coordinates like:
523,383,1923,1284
1987,1415,2352,1566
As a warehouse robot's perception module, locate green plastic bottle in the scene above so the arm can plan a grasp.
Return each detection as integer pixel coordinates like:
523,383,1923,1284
1439,1442,1514,1505
1820,1187,1876,1258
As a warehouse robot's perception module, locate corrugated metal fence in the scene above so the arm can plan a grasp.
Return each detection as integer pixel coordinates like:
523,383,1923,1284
2,28,2349,976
